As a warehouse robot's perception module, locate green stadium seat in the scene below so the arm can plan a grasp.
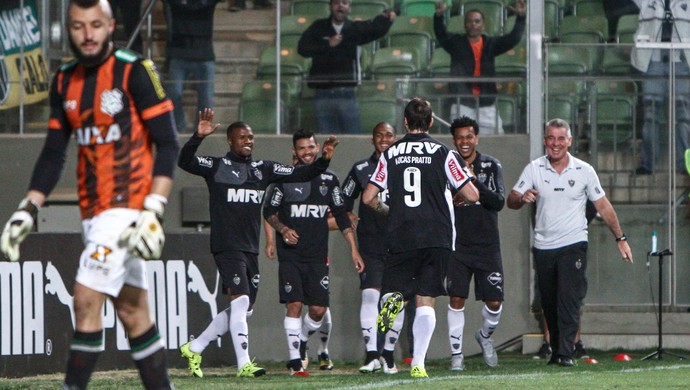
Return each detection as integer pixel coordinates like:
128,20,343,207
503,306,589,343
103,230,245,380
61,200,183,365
256,46,311,104
616,14,638,44
387,31,434,69
446,15,465,34
546,44,592,74
601,45,634,74
428,48,451,76
357,97,402,135
495,40,526,75
572,0,605,17
544,0,561,40
351,0,388,20
291,0,330,16
239,80,290,133
388,15,434,36
401,0,437,17
280,15,314,48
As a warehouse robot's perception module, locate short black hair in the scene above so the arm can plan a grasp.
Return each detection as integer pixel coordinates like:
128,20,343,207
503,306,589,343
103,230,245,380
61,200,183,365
227,121,251,138
404,97,433,132
449,116,479,136
71,0,101,8
373,121,396,135
292,129,316,147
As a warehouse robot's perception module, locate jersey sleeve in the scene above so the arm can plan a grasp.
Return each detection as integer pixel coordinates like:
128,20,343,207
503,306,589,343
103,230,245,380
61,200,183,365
129,58,179,178
368,155,388,190
265,159,329,184
177,133,214,177
262,183,284,220
585,164,606,202
341,165,361,212
444,150,473,190
330,177,352,232
512,161,535,195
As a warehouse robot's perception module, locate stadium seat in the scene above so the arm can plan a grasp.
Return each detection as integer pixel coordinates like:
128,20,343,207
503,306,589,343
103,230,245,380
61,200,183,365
544,0,561,40
616,14,638,44
239,80,290,133
351,0,388,20
388,15,434,37
559,15,608,43
495,40,526,75
280,15,314,48
387,31,434,69
496,81,524,133
256,46,311,104
446,15,465,34
427,48,451,76
369,47,421,97
460,0,505,36
590,80,638,171
545,44,591,75
291,0,330,16
572,0,605,17
601,45,634,74
357,95,403,134
401,0,437,17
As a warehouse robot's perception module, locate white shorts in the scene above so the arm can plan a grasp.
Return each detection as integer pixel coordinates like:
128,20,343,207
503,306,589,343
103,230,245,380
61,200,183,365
75,208,148,297
451,103,504,135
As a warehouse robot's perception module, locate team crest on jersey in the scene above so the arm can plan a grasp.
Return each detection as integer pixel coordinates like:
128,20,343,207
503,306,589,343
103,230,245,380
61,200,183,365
575,259,582,270
90,245,112,262
251,274,260,288
478,173,487,183
233,275,241,285
568,180,575,187
319,183,328,196
100,89,124,117
253,168,262,180
320,276,329,290
284,283,292,293
64,99,77,112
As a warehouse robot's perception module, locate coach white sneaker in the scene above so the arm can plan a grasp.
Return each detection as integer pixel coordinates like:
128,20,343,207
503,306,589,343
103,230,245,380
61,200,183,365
450,353,465,371
475,330,498,367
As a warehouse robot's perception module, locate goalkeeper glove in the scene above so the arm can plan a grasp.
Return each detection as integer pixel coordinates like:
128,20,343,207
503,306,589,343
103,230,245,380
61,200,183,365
120,194,166,260
1,198,39,262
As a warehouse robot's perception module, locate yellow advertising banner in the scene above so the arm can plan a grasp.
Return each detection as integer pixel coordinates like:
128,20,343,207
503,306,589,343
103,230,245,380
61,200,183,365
0,0,50,110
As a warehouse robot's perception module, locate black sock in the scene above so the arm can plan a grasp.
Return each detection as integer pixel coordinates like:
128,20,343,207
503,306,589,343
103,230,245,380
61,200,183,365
64,330,103,389
130,325,171,389
365,350,380,363
381,349,395,368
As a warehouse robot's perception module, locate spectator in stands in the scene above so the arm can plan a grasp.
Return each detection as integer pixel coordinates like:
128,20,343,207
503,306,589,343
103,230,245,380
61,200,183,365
298,0,395,134
632,0,690,175
165,0,221,132
603,0,639,42
108,0,143,52
434,0,526,135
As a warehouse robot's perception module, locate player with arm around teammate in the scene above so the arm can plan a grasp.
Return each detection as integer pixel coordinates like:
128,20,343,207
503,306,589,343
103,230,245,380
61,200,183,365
264,129,364,376
177,110,340,378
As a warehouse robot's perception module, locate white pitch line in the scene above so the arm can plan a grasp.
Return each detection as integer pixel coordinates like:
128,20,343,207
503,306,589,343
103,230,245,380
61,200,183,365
332,364,690,390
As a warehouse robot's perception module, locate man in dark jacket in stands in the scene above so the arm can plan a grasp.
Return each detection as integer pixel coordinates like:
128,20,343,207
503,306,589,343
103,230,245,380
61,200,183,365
434,0,525,134
298,0,395,134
